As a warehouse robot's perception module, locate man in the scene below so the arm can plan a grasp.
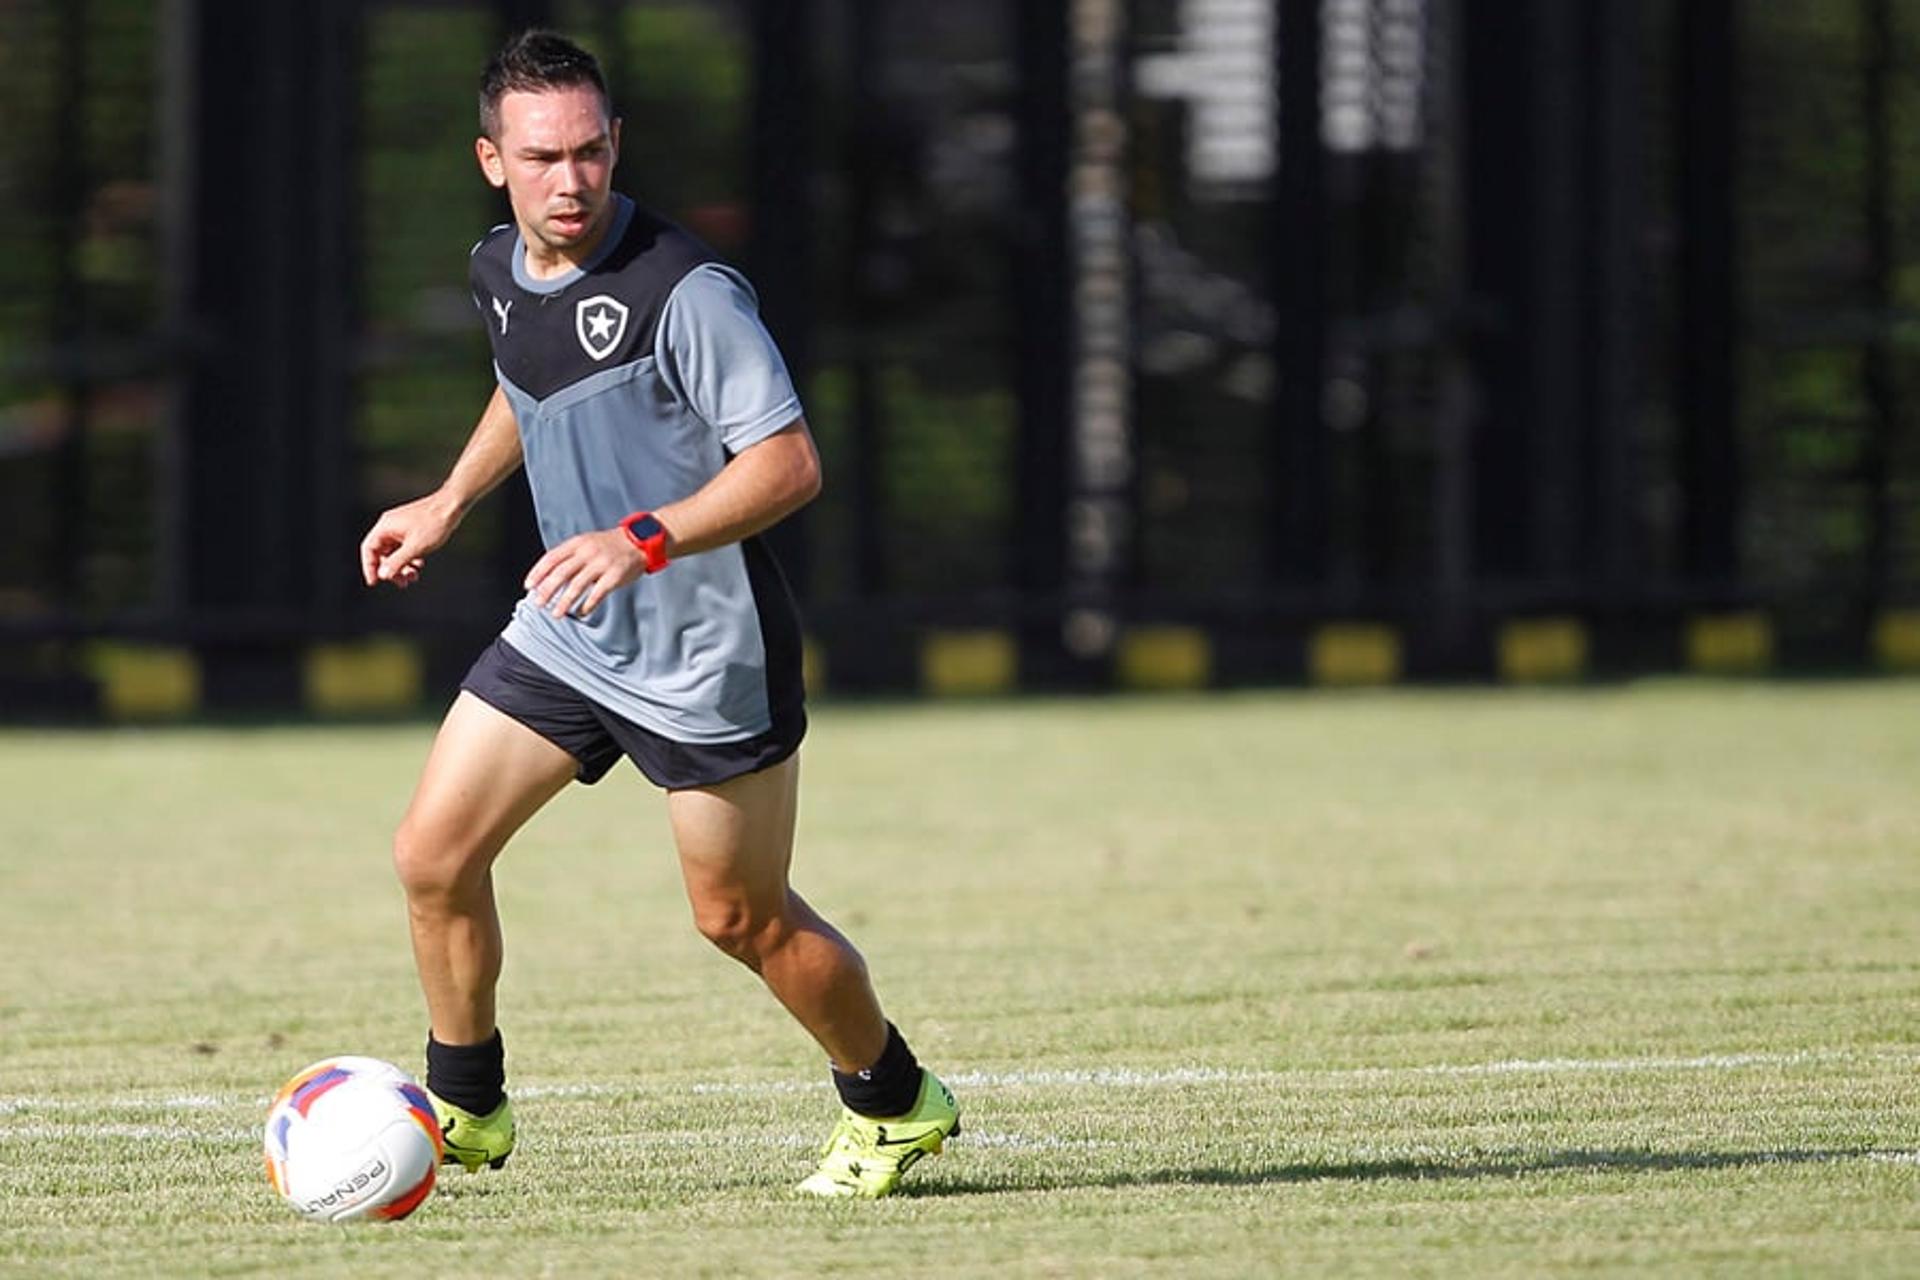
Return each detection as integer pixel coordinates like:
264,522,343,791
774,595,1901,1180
358,29,957,1199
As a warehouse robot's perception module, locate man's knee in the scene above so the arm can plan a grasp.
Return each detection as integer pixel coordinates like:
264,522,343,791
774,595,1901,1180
691,894,790,968
392,814,488,905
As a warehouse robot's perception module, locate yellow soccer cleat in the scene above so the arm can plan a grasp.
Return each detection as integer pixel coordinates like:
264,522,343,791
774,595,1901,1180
797,1070,961,1199
427,1090,516,1172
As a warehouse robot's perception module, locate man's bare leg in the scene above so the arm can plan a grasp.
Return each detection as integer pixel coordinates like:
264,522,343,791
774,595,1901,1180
392,691,576,1046
668,753,889,1073
672,753,960,1196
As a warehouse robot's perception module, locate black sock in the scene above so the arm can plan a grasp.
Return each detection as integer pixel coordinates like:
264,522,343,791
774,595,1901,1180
426,1029,505,1116
833,1023,923,1118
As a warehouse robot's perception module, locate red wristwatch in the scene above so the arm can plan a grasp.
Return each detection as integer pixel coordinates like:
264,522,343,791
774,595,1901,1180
619,511,671,574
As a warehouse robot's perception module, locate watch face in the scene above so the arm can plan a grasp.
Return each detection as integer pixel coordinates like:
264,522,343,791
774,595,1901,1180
626,515,662,540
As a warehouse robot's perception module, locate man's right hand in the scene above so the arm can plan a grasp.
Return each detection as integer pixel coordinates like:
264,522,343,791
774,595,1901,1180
360,491,463,589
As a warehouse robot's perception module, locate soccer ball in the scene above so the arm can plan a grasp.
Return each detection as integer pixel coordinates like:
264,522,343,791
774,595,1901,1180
263,1056,443,1222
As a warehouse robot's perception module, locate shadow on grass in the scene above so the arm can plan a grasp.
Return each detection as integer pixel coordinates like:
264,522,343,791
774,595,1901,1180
909,1147,1914,1197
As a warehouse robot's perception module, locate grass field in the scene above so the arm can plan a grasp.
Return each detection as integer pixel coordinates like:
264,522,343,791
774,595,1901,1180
2,681,1918,1276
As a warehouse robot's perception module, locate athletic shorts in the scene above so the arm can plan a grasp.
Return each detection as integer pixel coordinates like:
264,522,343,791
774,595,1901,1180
459,637,805,790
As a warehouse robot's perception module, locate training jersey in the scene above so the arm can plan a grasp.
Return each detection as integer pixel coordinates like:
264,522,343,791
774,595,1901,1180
468,194,806,744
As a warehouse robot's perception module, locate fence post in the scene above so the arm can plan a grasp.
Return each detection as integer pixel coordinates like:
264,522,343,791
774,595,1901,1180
1013,0,1074,684
748,0,817,600
1271,0,1328,592
169,0,360,705
1676,0,1740,589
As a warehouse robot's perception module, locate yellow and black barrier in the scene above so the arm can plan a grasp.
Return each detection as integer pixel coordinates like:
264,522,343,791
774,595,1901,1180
72,611,1920,719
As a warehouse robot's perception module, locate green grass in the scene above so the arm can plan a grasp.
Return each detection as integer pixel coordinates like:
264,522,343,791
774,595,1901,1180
2,682,1918,1276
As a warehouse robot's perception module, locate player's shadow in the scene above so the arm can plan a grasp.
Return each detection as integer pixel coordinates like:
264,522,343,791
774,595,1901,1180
908,1146,1910,1197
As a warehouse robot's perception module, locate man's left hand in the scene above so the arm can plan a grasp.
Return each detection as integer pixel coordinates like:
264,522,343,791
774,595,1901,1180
525,529,647,619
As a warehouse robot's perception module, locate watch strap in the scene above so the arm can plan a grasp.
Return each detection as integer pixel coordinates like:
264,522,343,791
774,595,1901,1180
620,511,671,574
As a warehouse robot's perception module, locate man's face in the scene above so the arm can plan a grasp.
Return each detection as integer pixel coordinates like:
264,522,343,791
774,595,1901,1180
476,85,620,257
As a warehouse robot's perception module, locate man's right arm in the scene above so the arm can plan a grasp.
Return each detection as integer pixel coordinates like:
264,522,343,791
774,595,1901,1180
359,385,522,588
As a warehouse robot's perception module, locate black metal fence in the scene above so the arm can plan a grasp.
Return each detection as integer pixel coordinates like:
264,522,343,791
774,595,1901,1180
3,0,1919,715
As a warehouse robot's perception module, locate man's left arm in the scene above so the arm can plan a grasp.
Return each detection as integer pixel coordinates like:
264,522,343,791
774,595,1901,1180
523,418,820,620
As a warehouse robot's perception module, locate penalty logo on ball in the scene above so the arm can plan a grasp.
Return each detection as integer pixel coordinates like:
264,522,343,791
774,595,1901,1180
263,1056,443,1222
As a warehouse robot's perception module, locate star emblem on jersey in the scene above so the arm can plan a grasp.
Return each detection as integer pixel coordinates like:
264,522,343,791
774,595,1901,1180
575,294,630,361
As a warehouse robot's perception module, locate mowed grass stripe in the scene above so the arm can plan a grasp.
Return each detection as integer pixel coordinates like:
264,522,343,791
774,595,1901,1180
6,1042,1913,1115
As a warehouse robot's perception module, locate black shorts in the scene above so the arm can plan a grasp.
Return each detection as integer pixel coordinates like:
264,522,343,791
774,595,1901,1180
459,638,805,790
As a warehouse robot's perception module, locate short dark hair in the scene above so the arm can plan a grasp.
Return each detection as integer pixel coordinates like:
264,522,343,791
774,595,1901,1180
479,30,610,139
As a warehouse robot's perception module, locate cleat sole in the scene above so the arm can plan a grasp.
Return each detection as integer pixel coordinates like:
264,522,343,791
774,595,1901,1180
441,1149,513,1172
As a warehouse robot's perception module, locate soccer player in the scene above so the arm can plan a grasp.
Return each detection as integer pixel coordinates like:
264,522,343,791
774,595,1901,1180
358,29,958,1198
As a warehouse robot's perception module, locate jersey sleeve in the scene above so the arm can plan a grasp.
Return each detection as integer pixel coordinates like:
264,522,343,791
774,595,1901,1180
655,264,805,452
468,223,511,321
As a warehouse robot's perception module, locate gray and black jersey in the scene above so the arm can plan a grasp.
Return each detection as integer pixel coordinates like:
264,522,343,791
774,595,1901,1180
469,194,806,745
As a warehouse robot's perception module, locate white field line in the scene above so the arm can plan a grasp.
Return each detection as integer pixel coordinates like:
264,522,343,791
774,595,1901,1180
576,1130,1101,1152
0,1095,232,1115
682,1047,1915,1097
0,1124,256,1142
1867,1151,1920,1166
2,1046,1914,1119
